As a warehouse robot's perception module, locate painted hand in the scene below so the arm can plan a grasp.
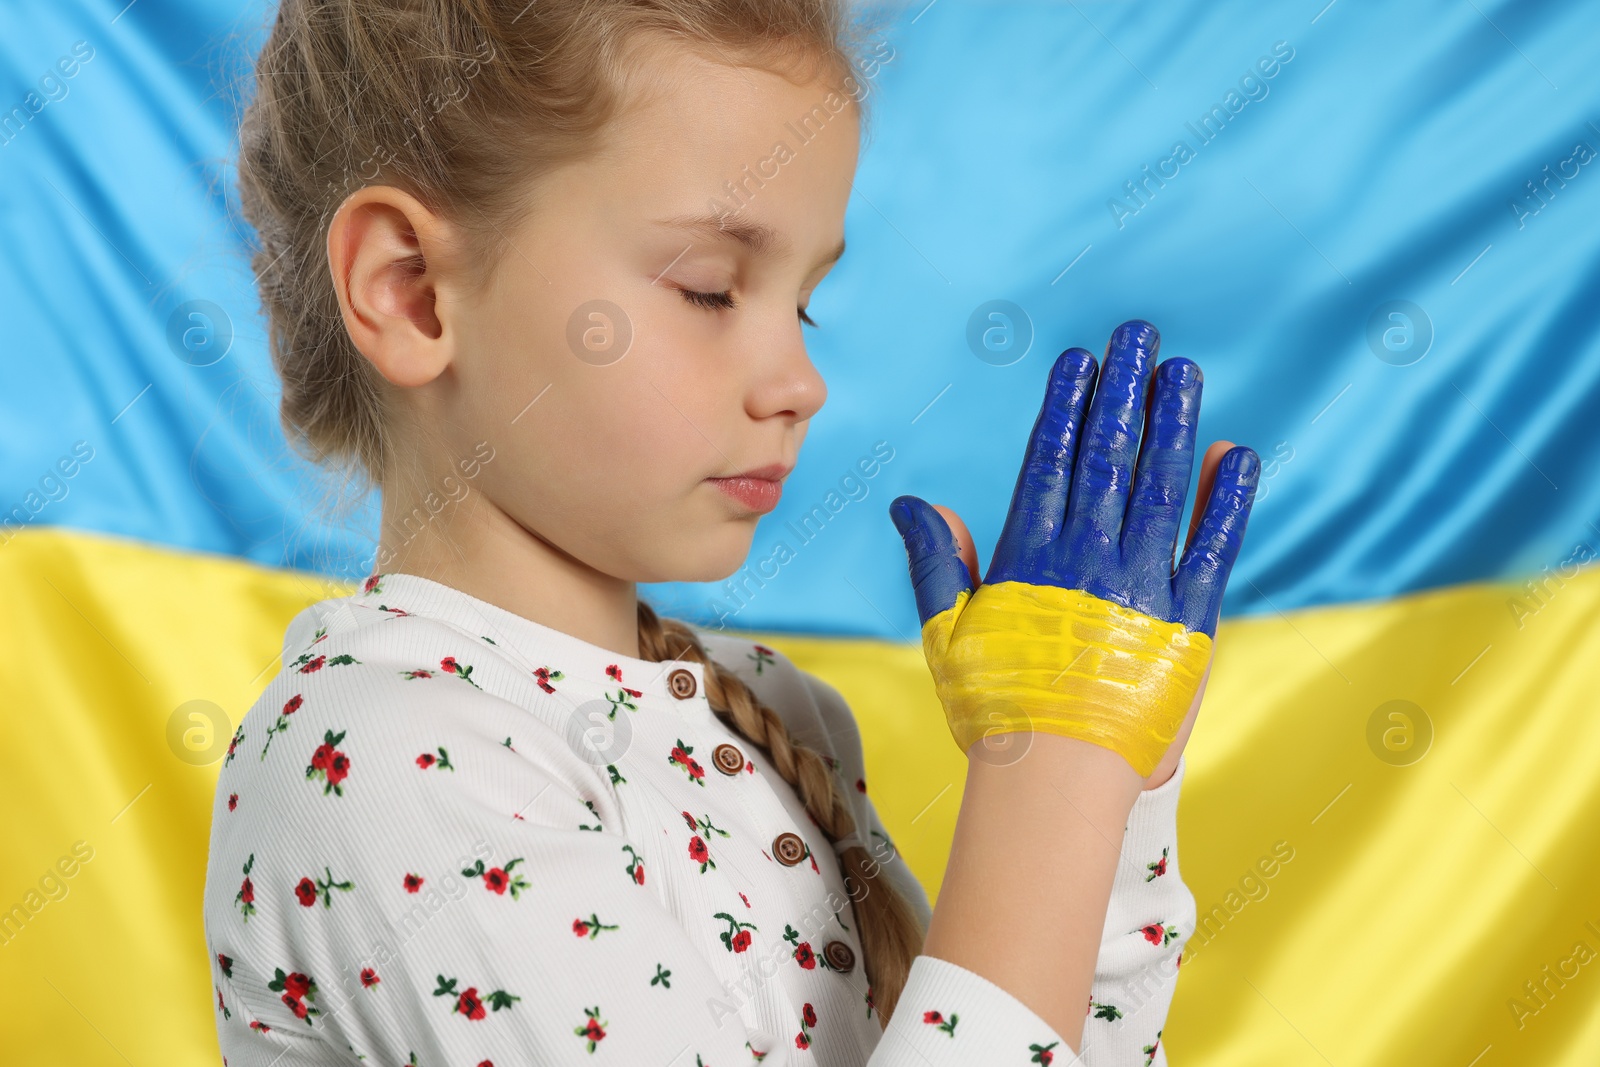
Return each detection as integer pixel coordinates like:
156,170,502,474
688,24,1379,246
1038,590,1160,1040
889,320,1260,777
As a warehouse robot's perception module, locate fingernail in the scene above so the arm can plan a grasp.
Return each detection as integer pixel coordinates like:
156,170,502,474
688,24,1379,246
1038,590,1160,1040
1223,446,1260,478
889,498,915,537
1056,347,1095,378
1161,357,1200,388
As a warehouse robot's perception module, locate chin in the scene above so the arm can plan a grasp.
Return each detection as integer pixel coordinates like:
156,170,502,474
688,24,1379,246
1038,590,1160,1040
633,524,758,585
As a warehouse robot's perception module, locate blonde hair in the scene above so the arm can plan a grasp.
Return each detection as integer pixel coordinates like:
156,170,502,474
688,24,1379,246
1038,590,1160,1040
238,0,919,1024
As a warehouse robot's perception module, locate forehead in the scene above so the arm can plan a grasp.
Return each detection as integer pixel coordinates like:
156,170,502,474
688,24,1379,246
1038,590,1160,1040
590,36,860,252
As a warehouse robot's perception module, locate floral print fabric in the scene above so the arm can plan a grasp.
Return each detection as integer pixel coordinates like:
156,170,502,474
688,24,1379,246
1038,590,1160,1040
203,572,1189,1065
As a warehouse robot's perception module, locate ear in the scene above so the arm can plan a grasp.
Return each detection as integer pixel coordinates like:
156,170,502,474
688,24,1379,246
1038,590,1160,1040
326,186,463,389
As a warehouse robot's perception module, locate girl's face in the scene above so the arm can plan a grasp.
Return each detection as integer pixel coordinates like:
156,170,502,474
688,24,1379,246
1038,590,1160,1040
444,42,861,585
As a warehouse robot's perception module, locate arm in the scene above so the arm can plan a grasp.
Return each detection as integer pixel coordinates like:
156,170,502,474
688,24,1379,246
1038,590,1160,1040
888,319,1258,1057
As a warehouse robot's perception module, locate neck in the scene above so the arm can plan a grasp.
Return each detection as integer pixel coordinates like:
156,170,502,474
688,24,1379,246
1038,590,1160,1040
373,483,642,661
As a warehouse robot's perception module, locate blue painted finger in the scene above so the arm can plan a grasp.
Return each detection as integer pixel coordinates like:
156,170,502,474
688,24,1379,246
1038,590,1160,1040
1120,357,1203,578
991,347,1098,576
1174,445,1260,637
1063,320,1161,552
890,494,976,628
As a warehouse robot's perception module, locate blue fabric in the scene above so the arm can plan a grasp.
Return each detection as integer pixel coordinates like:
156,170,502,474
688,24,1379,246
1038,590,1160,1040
5,0,1598,640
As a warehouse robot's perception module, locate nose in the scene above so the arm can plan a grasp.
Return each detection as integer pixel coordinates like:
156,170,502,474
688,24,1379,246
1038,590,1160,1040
750,317,827,423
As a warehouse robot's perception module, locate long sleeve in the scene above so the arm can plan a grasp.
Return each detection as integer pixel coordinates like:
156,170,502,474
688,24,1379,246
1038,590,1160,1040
1081,753,1194,1066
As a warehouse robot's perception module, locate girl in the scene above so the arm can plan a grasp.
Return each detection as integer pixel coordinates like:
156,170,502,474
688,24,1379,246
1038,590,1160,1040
203,1,1258,1064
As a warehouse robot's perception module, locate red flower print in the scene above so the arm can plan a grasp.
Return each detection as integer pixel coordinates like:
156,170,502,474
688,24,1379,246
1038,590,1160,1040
298,867,355,908
606,664,623,682
924,1010,958,1035
416,746,454,771
689,836,710,863
714,912,758,953
402,668,434,679
217,953,233,978
438,656,484,688
1030,1042,1059,1065
360,968,379,988
795,1031,810,1050
668,739,706,786
433,975,521,1020
572,912,618,939
623,844,645,885
1140,922,1179,946
856,777,866,793
1145,847,1169,881
682,811,697,830
235,854,257,920
283,694,303,715
923,1011,941,1024
305,729,350,796
227,793,238,811
249,1020,271,1033
794,942,816,969
363,574,380,593
300,655,326,673
462,857,528,899
574,1006,607,1051
803,1003,817,1027
739,892,751,908
532,666,564,693
267,968,320,1026
404,873,424,893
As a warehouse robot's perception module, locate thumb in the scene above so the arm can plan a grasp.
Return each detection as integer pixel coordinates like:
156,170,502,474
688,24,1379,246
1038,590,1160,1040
890,495,976,628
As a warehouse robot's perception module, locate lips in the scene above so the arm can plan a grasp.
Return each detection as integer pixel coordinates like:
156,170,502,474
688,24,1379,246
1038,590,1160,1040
707,463,790,514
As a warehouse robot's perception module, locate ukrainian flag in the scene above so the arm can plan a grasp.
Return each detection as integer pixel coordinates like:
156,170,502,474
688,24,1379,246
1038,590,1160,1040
4,1,1598,1063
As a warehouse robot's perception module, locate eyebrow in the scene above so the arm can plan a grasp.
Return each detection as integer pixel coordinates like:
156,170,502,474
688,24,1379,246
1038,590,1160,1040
653,212,846,271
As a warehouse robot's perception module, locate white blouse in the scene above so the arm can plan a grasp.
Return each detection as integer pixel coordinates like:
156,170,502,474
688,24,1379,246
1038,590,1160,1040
203,571,1193,1066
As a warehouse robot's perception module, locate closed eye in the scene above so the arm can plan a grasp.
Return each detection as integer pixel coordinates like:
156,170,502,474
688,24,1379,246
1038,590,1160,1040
680,288,819,328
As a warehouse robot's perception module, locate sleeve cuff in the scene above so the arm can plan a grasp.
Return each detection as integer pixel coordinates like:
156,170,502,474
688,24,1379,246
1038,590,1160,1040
1125,751,1185,859
879,954,1085,1065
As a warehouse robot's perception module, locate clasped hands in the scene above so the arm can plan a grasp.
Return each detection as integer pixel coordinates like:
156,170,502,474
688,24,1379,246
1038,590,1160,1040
892,320,1260,778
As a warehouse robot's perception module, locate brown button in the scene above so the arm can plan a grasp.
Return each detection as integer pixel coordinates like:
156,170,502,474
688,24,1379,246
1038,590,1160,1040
823,940,856,973
713,743,744,776
666,668,698,700
772,832,807,866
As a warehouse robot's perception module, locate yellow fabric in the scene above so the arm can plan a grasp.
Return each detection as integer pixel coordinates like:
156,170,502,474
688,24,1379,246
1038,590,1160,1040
917,581,1213,776
3,526,1599,1064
